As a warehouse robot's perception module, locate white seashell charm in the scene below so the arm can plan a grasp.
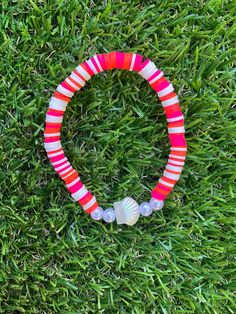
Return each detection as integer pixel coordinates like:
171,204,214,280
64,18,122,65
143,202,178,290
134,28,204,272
113,197,140,226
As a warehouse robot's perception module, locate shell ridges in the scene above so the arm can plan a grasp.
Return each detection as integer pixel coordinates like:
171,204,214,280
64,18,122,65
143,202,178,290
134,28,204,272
114,197,140,226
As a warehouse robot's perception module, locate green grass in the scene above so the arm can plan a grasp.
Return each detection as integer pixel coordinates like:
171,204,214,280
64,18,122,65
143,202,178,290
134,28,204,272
0,0,236,313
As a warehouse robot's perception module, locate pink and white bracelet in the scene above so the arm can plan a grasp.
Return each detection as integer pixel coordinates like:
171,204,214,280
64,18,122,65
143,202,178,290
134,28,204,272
44,52,187,226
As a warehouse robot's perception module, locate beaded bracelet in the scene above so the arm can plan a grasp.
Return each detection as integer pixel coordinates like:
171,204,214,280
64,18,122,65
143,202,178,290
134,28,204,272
44,52,187,226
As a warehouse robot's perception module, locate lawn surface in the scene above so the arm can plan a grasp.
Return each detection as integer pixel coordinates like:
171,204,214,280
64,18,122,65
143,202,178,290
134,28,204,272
0,0,236,313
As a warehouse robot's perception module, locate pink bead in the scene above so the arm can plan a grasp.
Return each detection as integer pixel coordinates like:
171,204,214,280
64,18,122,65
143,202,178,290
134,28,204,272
68,180,83,193
97,54,106,70
133,54,143,71
61,81,73,91
151,190,166,200
47,111,63,116
49,154,65,162
44,136,60,143
148,70,162,82
155,81,169,92
166,111,182,119
169,134,187,147
79,192,92,203
116,52,125,69
158,184,171,192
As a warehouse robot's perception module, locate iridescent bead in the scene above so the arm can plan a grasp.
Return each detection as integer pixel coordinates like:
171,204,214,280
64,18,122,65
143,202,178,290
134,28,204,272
103,208,116,223
149,198,164,211
91,207,103,220
139,202,153,217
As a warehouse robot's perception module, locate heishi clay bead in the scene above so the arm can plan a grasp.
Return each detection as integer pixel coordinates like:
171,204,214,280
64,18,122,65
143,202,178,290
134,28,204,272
91,207,103,220
139,202,153,217
103,208,116,223
149,198,164,211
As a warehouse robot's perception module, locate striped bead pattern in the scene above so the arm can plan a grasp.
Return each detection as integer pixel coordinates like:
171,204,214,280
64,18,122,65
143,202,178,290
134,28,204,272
44,52,187,219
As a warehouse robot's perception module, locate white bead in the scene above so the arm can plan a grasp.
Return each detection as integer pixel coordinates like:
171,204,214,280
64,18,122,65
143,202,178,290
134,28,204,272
139,202,153,217
91,207,103,220
157,84,174,97
44,142,62,153
46,114,63,123
103,208,116,223
168,126,185,134
149,198,164,211
162,96,179,108
56,85,74,98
